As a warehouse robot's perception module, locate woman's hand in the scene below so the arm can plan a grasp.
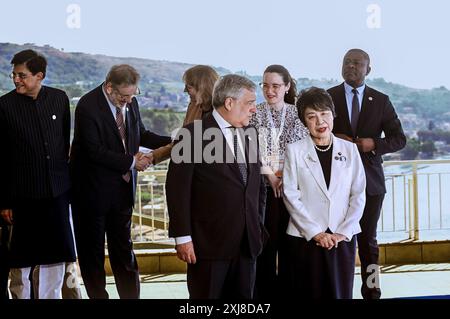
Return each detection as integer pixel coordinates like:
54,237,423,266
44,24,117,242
313,232,337,250
331,233,347,247
266,173,283,198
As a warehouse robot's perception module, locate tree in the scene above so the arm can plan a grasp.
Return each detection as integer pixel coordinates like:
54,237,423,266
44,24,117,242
420,140,436,158
400,137,420,160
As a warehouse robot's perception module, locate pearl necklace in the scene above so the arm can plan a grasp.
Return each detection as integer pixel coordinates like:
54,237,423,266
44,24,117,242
314,138,333,152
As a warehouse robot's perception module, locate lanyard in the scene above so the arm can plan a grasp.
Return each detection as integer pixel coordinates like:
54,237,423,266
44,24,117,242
266,102,287,150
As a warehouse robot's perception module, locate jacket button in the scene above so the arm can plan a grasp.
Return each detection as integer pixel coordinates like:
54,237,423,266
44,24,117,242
46,155,50,160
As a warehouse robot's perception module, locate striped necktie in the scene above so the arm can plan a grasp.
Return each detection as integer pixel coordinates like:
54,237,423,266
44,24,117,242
115,106,131,183
230,127,247,185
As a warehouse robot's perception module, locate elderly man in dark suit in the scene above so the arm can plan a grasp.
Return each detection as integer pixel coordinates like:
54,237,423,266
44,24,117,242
0,49,76,299
70,65,171,299
328,49,406,299
166,74,267,299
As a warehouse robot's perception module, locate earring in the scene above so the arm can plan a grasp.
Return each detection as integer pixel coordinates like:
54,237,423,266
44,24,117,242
285,91,288,95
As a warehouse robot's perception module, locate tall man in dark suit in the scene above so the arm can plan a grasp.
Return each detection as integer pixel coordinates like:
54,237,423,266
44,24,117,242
0,49,76,299
166,74,267,299
328,49,406,299
70,65,171,299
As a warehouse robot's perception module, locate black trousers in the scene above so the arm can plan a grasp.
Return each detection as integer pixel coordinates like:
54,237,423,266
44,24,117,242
0,224,10,299
73,181,140,299
187,233,256,299
254,187,289,299
286,233,357,299
357,193,384,300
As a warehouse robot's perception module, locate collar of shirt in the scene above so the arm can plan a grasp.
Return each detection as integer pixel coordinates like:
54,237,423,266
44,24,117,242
344,82,365,120
102,83,127,124
212,108,232,131
212,109,245,159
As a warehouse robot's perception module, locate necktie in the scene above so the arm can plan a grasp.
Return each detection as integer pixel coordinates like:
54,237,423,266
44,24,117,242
115,107,131,183
351,89,360,136
231,128,248,185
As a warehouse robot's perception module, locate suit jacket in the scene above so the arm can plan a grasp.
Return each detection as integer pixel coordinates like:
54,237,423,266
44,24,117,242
0,87,71,208
70,84,171,211
328,83,406,195
165,113,267,260
283,134,366,241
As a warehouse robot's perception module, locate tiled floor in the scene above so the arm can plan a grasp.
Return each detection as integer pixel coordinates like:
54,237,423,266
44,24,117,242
80,264,450,299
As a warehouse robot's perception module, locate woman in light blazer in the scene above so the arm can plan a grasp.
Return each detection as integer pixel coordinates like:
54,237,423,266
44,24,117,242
283,87,366,299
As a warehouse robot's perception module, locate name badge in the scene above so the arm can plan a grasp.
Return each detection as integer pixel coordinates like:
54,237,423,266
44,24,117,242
267,154,285,177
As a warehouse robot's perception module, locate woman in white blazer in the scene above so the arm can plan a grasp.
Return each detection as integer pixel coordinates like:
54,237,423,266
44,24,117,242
283,87,366,299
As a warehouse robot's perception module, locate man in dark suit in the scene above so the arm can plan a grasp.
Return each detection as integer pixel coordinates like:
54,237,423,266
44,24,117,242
166,74,267,299
70,64,171,299
328,49,406,299
0,49,76,299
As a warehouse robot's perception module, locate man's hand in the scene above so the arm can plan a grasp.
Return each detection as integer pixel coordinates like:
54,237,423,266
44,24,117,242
176,241,197,264
0,209,13,225
266,173,283,198
142,152,154,165
135,152,151,171
313,232,338,250
335,134,353,143
354,138,375,153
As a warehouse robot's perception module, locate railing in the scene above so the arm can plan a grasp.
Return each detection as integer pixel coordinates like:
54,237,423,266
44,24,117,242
132,159,450,244
381,159,450,243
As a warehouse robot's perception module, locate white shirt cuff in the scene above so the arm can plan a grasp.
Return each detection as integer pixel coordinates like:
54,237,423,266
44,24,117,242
175,236,192,245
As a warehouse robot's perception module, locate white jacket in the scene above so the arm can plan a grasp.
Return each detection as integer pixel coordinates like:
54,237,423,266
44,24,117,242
283,134,366,241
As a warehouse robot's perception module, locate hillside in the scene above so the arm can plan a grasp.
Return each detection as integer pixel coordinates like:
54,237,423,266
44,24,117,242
0,42,229,89
1,42,450,120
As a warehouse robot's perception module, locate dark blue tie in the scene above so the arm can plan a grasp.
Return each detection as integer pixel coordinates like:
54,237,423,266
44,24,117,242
351,89,360,136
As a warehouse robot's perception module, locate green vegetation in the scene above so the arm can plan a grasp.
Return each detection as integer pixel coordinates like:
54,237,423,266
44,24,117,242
2,42,450,160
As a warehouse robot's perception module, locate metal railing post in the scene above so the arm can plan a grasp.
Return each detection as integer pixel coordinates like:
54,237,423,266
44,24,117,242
412,162,420,241
138,184,143,242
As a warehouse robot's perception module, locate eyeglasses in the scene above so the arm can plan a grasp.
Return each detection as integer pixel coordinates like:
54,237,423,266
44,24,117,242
9,72,32,80
259,82,285,91
112,87,141,99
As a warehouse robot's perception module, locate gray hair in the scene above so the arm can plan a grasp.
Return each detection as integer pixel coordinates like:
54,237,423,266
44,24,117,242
106,64,140,87
212,74,256,108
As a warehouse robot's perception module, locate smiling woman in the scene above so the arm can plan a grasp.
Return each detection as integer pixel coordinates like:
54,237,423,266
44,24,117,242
281,86,366,299
250,65,308,299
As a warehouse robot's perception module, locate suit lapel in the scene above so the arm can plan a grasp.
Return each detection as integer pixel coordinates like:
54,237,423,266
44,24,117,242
125,104,134,154
303,137,330,200
328,135,347,196
204,114,244,185
97,85,126,151
357,86,374,134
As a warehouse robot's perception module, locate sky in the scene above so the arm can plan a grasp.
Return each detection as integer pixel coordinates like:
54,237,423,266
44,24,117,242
1,0,449,89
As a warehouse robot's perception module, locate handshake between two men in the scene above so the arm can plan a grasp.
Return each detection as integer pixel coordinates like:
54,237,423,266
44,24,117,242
134,151,154,171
